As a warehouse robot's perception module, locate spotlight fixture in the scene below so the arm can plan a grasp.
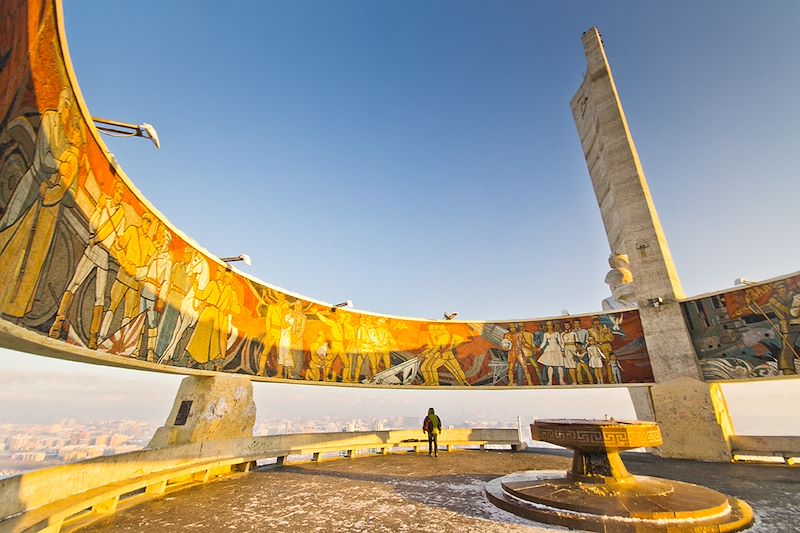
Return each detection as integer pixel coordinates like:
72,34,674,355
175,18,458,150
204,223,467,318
331,300,353,312
221,254,252,266
443,311,458,320
92,117,160,149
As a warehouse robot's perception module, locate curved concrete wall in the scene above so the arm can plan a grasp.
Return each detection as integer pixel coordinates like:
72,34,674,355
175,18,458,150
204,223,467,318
0,0,655,388
681,271,800,381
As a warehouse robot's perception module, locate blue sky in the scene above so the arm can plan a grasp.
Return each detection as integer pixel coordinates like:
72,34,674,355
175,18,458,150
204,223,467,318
3,1,800,426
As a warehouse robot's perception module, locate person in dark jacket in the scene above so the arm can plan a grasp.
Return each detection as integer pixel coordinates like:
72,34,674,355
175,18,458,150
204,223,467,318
422,407,442,456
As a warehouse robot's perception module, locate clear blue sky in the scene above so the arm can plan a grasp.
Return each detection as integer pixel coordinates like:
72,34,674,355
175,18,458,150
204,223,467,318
4,1,800,427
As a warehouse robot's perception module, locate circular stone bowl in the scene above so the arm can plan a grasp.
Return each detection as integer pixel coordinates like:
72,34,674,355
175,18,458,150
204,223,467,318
532,418,663,453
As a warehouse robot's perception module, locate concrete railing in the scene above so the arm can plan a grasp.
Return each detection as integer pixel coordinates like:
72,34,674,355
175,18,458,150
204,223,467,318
0,428,523,532
730,435,800,465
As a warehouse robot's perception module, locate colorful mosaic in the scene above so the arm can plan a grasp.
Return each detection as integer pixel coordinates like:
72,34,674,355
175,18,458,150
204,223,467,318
683,273,800,380
0,0,654,387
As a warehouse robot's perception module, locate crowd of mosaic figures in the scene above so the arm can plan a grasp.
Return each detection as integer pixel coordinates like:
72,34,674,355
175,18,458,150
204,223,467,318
501,317,623,386
0,91,643,387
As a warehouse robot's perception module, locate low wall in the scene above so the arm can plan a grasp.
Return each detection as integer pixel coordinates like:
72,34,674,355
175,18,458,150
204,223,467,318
0,428,522,526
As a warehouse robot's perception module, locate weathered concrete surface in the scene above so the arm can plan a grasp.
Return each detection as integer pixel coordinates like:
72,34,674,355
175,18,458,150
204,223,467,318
81,450,799,533
149,376,256,448
649,378,733,461
82,451,570,532
571,28,731,461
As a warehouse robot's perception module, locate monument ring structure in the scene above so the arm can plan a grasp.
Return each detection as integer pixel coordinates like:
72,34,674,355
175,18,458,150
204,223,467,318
0,1,797,531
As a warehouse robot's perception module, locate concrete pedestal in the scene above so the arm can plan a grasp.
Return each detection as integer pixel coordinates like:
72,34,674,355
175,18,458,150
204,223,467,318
149,375,256,448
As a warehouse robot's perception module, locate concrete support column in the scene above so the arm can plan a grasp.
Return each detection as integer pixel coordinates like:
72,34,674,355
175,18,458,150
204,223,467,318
572,28,731,461
148,375,256,448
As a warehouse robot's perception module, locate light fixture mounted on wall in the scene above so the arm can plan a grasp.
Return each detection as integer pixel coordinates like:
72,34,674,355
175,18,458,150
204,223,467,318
92,117,160,149
221,254,252,266
331,300,353,312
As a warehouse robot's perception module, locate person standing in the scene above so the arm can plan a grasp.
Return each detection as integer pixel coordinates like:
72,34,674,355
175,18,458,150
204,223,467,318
423,407,442,457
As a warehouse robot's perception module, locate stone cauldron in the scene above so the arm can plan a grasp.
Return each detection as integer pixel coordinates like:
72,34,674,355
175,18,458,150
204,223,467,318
532,418,661,483
485,418,753,532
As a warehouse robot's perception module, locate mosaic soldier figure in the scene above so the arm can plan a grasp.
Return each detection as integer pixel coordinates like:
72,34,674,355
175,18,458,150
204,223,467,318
154,249,193,358
136,230,172,361
305,331,328,381
0,93,85,318
99,212,156,339
184,264,226,368
420,324,468,386
159,252,209,361
587,316,613,383
49,181,126,348
572,318,593,384
215,268,241,371
372,317,394,376
519,325,540,385
256,288,288,377
353,315,374,382
285,299,310,378
503,324,533,386
315,310,354,382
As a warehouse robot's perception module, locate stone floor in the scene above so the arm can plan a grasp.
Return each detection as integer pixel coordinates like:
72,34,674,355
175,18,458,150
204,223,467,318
82,449,798,532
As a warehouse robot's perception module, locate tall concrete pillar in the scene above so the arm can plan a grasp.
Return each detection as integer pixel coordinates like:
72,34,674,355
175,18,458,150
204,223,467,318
571,28,733,461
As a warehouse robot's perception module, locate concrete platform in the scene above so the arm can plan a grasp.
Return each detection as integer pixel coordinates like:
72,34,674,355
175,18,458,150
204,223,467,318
80,450,798,532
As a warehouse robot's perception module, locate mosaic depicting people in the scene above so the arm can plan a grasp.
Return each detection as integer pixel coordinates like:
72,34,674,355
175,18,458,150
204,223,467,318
99,212,156,340
519,325,540,385
537,321,565,385
0,92,85,318
216,268,241,371
315,310,355,382
744,282,799,375
184,264,230,368
572,318,593,384
372,317,394,375
50,181,127,348
256,288,289,377
587,316,613,383
608,352,623,384
560,320,579,385
503,324,533,386
136,230,172,361
278,299,309,379
352,315,373,383
305,330,328,381
419,323,468,386
158,251,209,362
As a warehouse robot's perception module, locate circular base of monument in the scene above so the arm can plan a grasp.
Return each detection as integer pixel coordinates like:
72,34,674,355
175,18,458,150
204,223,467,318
485,470,753,532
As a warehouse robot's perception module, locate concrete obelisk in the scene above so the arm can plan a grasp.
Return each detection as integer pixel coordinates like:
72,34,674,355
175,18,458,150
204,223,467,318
571,27,733,461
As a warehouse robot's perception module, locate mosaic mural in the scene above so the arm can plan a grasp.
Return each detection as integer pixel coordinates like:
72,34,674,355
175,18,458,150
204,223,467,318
683,273,800,381
0,0,655,387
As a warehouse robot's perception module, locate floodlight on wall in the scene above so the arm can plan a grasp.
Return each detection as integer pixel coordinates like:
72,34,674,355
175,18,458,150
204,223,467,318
734,278,753,286
92,117,161,149
648,297,664,308
561,309,570,316
443,311,458,320
331,300,353,312
221,254,252,266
